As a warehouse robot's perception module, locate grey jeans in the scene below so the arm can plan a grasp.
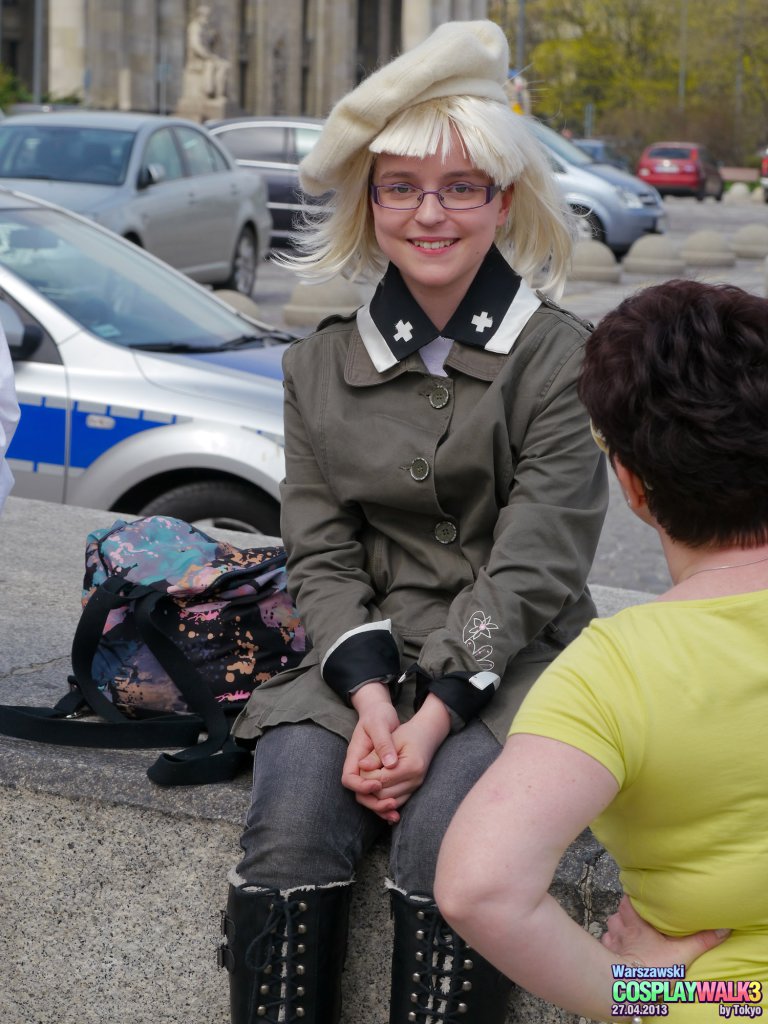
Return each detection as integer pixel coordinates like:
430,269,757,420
237,720,501,893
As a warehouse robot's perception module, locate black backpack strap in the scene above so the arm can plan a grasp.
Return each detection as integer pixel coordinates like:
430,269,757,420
0,576,205,751
0,569,252,784
147,733,251,786
0,698,203,749
70,575,156,723
132,591,248,786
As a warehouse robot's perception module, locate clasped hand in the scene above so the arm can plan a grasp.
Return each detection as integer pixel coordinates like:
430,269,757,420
342,683,451,825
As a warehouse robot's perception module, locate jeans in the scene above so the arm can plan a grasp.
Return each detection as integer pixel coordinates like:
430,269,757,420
237,720,501,893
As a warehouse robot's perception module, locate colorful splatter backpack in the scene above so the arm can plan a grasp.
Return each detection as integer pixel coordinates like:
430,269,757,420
0,516,306,786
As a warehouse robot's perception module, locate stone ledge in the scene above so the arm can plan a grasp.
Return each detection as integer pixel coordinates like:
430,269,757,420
0,497,651,1023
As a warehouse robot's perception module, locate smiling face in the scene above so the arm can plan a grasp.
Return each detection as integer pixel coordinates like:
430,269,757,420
370,129,512,329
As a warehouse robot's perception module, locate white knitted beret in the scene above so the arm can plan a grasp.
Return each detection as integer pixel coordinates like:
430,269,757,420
299,19,510,195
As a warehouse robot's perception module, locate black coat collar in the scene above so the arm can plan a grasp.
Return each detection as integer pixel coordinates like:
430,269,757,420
356,246,541,372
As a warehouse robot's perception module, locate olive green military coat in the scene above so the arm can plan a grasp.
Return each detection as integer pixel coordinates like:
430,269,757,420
233,295,608,746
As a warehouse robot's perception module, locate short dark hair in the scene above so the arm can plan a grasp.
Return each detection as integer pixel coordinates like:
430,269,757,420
578,279,768,548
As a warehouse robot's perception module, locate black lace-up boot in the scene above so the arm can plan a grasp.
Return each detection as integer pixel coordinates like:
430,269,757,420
218,881,352,1023
389,889,514,1024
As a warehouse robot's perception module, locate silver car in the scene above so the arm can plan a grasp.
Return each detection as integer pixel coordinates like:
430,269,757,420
530,121,667,256
0,111,272,295
2,188,288,533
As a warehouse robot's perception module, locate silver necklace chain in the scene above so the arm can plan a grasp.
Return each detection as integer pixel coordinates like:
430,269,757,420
682,553,768,582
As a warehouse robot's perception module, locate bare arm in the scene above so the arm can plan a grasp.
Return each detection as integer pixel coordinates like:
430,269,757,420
435,734,728,1021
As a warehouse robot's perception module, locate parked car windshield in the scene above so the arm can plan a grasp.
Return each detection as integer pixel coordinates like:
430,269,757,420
0,125,134,185
528,121,596,167
0,206,257,348
647,146,693,160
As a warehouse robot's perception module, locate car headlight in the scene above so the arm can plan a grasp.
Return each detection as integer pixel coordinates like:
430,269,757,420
614,187,644,209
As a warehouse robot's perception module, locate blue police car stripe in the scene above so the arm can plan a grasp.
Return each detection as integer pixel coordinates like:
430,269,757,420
70,405,175,469
6,398,66,467
8,398,176,473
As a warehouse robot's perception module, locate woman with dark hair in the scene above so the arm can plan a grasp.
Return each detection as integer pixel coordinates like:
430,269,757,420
437,279,768,1021
217,18,607,1024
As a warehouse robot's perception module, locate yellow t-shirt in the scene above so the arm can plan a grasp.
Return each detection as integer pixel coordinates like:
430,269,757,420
510,591,768,1010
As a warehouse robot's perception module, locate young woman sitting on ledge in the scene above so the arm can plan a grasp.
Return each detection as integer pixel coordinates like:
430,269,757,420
218,18,607,1024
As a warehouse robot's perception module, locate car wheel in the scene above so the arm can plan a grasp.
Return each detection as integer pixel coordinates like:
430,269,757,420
571,206,606,245
139,480,280,536
763,187,768,204
226,226,258,296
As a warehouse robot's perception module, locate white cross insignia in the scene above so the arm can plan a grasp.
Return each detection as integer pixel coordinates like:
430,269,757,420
471,311,493,334
394,320,413,343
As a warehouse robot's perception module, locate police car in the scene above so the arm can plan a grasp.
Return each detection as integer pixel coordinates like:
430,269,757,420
2,188,290,534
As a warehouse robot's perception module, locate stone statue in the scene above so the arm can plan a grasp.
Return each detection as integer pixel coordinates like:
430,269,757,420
185,4,230,101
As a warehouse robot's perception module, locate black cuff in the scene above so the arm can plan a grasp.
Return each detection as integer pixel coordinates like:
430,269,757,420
408,665,500,726
321,628,401,705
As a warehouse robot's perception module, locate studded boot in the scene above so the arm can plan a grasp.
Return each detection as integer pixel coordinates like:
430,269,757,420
389,889,514,1024
218,880,352,1024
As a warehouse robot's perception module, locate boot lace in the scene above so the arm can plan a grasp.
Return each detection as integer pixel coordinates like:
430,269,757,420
405,897,476,1023
244,891,311,1022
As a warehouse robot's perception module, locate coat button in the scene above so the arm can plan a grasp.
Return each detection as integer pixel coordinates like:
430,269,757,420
429,385,450,409
434,521,457,544
409,457,430,481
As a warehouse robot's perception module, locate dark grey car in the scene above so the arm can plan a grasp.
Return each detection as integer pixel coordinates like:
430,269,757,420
207,116,323,245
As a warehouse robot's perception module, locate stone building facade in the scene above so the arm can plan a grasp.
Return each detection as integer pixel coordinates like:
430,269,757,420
19,0,487,120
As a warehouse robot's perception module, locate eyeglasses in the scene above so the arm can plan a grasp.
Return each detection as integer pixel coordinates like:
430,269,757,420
370,182,500,211
589,420,609,455
590,419,655,491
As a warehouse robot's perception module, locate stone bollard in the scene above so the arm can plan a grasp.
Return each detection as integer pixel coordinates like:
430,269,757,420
680,230,735,267
283,276,366,327
751,185,767,204
731,224,768,259
212,289,262,318
621,235,685,276
568,240,621,283
723,182,750,204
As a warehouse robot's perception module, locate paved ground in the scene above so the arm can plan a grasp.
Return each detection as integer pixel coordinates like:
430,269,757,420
244,195,767,597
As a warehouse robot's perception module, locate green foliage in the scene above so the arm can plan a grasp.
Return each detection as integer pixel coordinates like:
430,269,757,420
0,65,31,112
41,91,82,106
491,0,768,164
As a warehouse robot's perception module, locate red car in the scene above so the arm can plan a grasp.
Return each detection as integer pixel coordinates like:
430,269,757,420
760,151,768,203
636,141,724,201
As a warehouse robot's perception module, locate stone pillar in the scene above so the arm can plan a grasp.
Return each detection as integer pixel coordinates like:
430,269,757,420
377,0,397,60
304,0,357,116
86,0,125,109
401,0,432,49
248,0,304,116
47,0,86,101
452,0,473,19
155,0,187,115
121,0,158,111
